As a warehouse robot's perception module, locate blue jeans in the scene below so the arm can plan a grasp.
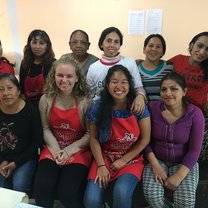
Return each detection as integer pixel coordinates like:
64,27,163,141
0,159,37,193
84,174,138,208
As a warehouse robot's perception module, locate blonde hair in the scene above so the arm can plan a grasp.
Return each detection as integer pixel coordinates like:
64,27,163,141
44,57,89,97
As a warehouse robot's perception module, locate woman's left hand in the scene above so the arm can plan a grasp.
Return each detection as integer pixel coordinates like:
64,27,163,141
164,174,183,191
55,150,68,166
111,158,126,171
131,94,145,114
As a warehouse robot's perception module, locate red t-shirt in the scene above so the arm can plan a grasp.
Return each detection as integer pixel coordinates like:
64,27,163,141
169,54,208,109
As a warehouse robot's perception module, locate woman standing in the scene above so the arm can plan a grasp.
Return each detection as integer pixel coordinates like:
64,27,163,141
169,32,208,160
61,29,98,77
34,58,92,208
143,72,204,207
84,65,150,208
19,29,55,106
136,34,173,101
87,27,146,113
0,73,42,193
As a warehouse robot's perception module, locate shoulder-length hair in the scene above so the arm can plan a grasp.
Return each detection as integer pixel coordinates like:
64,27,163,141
98,27,123,51
22,29,55,69
44,57,89,97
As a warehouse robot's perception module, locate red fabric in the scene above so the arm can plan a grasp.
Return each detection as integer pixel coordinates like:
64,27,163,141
0,60,15,75
24,66,44,105
169,54,208,109
39,97,92,167
88,114,144,181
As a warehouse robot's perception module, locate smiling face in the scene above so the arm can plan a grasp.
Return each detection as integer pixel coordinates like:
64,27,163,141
0,77,20,107
107,70,129,102
101,32,121,57
55,63,78,95
160,79,186,107
143,37,164,62
189,35,208,64
30,36,47,57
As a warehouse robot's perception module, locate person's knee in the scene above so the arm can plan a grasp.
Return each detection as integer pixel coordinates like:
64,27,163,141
84,190,102,208
143,190,163,206
13,180,28,192
175,197,195,208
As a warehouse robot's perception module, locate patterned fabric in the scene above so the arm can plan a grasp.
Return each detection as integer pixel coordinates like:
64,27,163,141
87,100,150,143
199,116,208,161
143,160,199,208
138,61,173,101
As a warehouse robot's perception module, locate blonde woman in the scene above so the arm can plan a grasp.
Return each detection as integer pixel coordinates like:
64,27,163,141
34,58,92,208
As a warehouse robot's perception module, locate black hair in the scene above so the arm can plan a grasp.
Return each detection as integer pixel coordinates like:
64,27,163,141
98,27,123,51
96,64,135,142
0,73,20,91
144,34,166,57
188,31,208,81
22,29,55,69
160,71,186,91
69,29,89,43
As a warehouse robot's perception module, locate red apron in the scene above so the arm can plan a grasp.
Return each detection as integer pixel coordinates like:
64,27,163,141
24,66,44,105
39,96,92,167
88,113,144,181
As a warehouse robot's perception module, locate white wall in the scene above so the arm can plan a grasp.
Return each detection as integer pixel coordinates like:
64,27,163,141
1,0,208,72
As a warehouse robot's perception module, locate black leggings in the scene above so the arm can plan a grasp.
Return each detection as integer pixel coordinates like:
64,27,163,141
33,159,89,208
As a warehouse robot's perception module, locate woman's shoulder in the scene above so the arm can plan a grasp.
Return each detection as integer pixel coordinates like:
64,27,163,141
78,96,92,108
186,102,204,116
87,59,101,73
39,94,53,110
148,100,163,111
169,54,189,62
39,94,52,102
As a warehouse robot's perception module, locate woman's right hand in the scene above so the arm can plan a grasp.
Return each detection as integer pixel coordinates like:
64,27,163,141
94,166,110,188
152,163,167,185
0,161,9,177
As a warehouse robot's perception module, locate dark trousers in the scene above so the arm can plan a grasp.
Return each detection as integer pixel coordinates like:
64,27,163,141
33,159,88,208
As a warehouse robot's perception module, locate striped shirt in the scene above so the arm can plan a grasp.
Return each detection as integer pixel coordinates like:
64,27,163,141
138,60,173,101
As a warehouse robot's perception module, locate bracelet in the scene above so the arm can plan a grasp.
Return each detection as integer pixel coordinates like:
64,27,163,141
97,164,105,168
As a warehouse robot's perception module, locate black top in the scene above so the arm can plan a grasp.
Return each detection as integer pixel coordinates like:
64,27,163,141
19,62,52,95
0,101,43,168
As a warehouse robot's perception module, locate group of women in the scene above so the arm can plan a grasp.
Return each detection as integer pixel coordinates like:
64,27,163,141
0,27,207,208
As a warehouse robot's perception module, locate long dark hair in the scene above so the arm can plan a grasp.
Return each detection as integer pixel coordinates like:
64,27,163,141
96,64,136,142
188,31,208,80
22,29,55,69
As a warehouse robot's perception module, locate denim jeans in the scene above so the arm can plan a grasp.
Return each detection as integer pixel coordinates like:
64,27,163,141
84,174,138,208
0,159,37,193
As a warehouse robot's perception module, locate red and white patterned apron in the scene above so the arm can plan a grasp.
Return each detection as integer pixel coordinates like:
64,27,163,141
39,96,92,167
88,113,144,181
